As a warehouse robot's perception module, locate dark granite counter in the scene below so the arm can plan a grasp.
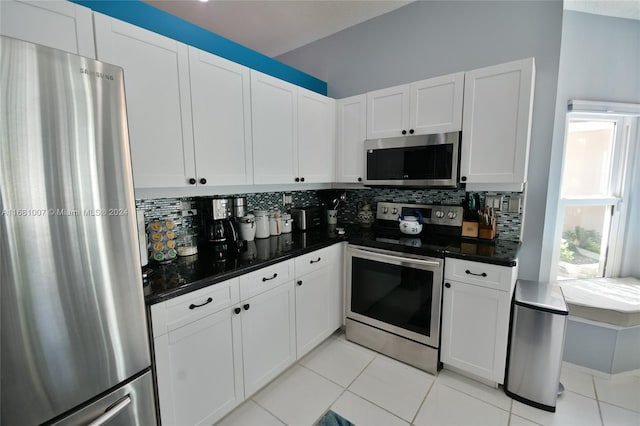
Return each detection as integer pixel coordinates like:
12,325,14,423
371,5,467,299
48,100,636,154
144,228,346,305
144,224,520,305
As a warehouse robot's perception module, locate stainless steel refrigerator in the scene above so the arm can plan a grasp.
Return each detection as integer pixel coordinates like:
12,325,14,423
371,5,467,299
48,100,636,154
1,36,156,425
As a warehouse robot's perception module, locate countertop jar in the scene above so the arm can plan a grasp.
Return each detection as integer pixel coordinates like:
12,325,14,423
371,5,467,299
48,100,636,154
281,213,293,233
254,210,270,239
269,211,282,236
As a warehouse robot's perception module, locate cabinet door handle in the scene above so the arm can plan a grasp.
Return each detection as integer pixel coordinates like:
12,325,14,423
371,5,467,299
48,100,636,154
409,129,415,134
401,130,407,135
358,177,362,182
189,297,213,309
188,178,196,185
295,177,300,182
234,307,241,314
465,269,487,277
262,273,278,282
199,177,207,185
309,257,321,264
297,280,303,286
300,177,305,182
461,176,467,182
243,303,250,311
444,282,451,288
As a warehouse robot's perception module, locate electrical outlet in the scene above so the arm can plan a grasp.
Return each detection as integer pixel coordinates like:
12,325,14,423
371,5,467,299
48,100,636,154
484,195,503,211
508,196,522,213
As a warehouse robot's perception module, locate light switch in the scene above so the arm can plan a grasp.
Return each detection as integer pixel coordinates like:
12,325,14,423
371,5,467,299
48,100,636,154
508,196,522,213
485,195,503,211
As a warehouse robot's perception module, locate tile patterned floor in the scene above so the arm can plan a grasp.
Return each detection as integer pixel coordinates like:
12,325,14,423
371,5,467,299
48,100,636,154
218,331,640,426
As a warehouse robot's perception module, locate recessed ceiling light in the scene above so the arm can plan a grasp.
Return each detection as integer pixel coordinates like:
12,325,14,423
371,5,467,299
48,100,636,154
198,0,209,3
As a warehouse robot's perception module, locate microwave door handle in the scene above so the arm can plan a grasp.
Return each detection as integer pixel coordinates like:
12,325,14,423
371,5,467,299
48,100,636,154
352,248,440,268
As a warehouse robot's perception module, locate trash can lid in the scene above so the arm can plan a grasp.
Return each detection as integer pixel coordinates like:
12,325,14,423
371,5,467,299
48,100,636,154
515,280,569,315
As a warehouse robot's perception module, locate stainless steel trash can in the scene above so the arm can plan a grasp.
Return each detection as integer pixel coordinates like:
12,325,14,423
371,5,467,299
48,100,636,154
505,280,568,412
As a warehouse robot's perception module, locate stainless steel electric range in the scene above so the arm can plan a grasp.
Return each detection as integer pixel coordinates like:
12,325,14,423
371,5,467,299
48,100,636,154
346,202,463,374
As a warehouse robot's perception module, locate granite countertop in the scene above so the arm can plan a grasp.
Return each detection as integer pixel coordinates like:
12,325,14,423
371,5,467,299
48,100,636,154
144,228,346,305
144,224,521,305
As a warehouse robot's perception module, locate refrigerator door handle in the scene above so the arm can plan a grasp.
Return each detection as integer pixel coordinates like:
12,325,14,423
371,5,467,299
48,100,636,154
87,395,132,426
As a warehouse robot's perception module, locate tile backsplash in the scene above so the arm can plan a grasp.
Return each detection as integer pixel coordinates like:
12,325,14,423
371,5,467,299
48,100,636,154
136,188,524,242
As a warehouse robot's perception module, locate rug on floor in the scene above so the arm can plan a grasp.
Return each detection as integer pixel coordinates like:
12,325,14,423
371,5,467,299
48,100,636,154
315,410,354,426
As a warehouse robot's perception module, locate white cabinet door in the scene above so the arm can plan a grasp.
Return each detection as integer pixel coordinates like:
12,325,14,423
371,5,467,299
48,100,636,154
295,267,332,357
94,13,195,189
189,47,253,186
410,72,464,134
366,84,410,139
441,280,511,384
251,70,298,185
0,0,95,57
154,308,244,426
460,58,535,191
241,281,296,396
298,88,335,183
336,95,366,183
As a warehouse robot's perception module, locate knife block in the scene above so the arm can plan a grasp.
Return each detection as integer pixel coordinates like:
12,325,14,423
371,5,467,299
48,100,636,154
462,221,479,238
478,222,497,240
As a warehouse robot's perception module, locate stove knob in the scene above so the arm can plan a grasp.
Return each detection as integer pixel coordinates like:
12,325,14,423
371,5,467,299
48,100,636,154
435,210,444,219
383,207,389,214
447,211,457,219
392,208,398,215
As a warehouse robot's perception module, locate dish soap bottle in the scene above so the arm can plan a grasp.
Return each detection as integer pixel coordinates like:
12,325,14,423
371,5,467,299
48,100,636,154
357,201,375,228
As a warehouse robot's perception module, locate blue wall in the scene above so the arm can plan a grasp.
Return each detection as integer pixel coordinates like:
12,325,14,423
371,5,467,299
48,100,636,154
70,0,327,95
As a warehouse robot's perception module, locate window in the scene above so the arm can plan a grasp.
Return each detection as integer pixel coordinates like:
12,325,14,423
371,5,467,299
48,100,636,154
551,110,638,280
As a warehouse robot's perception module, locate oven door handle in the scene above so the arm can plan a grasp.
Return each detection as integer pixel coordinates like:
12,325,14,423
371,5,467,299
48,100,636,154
350,247,441,268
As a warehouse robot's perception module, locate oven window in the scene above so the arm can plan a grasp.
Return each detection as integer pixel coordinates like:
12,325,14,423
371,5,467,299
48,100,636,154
351,257,434,337
367,144,453,180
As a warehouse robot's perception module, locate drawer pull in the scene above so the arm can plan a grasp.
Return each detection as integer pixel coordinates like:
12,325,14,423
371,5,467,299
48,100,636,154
243,303,250,311
310,257,321,264
189,297,213,309
234,307,241,314
262,273,278,282
465,269,487,277
445,282,451,288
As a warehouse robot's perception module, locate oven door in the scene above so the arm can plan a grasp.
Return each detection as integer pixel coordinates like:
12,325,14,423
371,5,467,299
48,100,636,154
346,245,443,348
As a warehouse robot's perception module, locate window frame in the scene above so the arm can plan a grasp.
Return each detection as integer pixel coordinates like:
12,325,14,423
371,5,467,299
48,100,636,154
550,111,637,280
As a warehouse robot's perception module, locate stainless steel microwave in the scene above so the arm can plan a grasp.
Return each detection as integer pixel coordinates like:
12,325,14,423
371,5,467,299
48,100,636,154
364,131,460,187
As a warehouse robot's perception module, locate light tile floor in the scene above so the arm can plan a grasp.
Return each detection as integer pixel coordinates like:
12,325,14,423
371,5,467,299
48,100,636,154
218,331,640,426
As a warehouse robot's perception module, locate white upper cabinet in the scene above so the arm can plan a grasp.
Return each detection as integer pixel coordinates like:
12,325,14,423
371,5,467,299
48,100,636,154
0,0,95,58
251,70,298,184
367,84,410,139
189,47,253,186
366,72,464,139
336,95,367,183
410,72,464,135
251,70,335,185
94,13,195,189
298,88,335,183
460,58,535,191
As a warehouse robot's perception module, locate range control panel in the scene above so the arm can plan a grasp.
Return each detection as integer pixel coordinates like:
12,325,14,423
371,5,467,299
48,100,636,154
376,202,464,227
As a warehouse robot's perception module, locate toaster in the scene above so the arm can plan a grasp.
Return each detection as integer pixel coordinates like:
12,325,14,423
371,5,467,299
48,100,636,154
290,206,323,230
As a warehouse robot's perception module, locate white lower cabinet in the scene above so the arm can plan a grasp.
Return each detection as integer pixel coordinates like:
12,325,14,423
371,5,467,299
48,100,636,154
151,245,343,425
441,258,517,385
294,244,343,358
152,279,243,426
240,280,296,396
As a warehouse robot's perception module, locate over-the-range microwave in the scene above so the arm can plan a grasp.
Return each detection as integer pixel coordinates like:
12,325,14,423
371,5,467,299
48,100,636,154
364,131,460,188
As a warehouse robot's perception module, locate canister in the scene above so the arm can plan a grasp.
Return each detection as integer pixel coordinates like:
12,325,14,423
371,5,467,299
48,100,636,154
269,211,282,236
238,214,256,241
281,213,293,233
254,210,270,239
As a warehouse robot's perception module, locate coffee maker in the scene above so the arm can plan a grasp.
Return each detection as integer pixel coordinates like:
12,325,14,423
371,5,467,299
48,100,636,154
199,197,240,258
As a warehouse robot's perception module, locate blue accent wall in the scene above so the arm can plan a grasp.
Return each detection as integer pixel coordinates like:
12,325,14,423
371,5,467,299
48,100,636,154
70,0,327,95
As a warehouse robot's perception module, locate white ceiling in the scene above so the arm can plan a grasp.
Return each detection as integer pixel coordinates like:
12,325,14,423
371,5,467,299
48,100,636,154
143,0,639,59
564,0,640,21
143,0,413,57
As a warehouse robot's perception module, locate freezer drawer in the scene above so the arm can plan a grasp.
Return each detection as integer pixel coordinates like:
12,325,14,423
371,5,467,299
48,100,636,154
52,370,156,426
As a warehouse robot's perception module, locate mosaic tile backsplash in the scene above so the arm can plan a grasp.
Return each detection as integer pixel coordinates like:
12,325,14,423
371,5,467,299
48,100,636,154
136,188,524,242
